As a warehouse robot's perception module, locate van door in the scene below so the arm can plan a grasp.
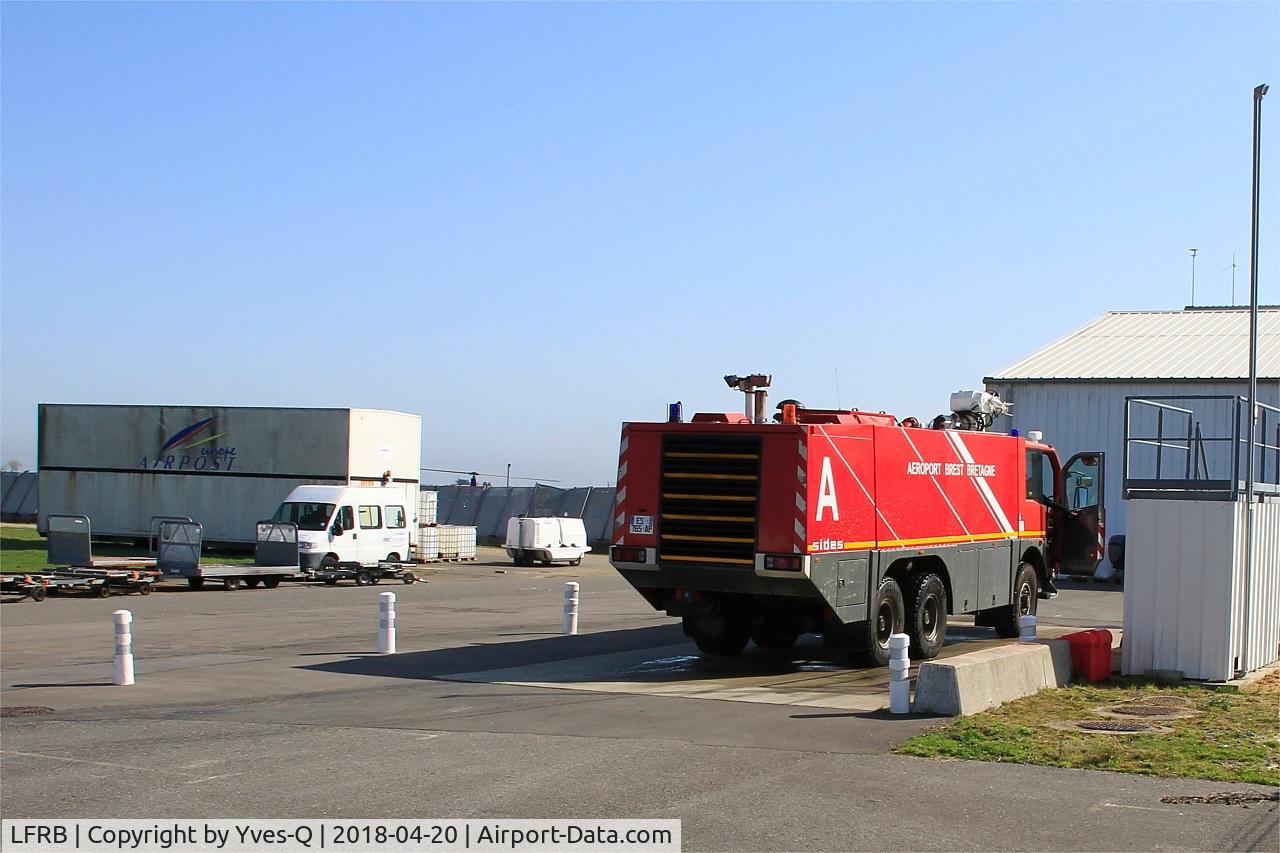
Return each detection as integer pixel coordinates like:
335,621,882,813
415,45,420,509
1059,452,1105,575
383,504,409,562
333,506,356,563
356,504,384,565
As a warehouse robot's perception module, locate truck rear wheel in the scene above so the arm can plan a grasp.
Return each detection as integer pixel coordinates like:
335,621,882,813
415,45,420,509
993,563,1038,638
854,577,905,667
684,615,749,657
905,572,947,659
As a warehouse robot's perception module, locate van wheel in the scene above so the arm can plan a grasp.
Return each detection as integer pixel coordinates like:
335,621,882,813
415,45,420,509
853,577,905,667
386,553,400,563
993,563,1038,638
905,572,948,659
355,571,374,586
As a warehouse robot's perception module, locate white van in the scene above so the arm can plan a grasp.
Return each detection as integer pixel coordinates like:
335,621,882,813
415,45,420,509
272,485,411,571
505,517,591,567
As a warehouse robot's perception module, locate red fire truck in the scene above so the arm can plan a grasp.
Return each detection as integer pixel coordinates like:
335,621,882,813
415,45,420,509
608,376,1105,665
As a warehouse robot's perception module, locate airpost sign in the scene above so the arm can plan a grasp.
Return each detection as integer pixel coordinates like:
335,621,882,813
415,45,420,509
137,416,238,472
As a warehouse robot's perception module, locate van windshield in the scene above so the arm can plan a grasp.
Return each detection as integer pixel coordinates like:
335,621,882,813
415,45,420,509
272,502,335,531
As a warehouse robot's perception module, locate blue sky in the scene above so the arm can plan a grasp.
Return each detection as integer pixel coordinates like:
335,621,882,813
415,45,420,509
2,1,1277,485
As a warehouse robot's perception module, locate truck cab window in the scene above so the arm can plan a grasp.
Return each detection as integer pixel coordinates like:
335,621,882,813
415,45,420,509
1026,450,1056,503
386,506,406,529
358,505,382,529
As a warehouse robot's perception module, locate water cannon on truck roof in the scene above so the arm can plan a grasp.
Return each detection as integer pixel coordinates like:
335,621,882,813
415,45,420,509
609,374,1105,665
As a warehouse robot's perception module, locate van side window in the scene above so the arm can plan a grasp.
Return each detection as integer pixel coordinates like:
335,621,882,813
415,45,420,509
386,506,406,529
336,506,355,530
358,505,382,529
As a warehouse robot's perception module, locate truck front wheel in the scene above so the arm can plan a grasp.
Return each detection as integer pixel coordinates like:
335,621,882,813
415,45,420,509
683,615,749,657
854,577,905,667
905,572,948,659
992,563,1038,638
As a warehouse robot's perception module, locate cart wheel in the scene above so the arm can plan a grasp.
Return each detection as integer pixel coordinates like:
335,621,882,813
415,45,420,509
403,573,416,585
244,578,261,589
224,578,242,591
541,559,552,567
30,586,46,602
139,583,152,596
187,577,205,590
570,558,582,567
95,583,111,598
323,578,339,586
262,577,281,589
355,571,374,586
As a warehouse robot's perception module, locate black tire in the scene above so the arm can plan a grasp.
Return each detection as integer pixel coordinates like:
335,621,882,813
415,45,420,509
30,586,46,602
751,628,799,650
244,578,261,589
323,578,339,586
540,559,552,567
570,558,582,567
95,583,111,598
320,555,340,571
905,572,948,659
854,577,905,666
385,553,400,563
355,571,374,586
402,574,416,585
187,577,205,590
139,583,152,596
993,562,1038,638
262,577,281,589
224,577,242,591
684,615,750,657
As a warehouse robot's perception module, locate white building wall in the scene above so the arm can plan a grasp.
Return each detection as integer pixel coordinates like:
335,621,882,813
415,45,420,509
985,380,1280,538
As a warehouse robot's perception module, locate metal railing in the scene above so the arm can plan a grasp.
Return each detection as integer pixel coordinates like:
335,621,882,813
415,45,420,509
1124,395,1280,500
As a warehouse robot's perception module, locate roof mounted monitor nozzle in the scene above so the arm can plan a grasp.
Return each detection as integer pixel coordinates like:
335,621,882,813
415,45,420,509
724,373,772,424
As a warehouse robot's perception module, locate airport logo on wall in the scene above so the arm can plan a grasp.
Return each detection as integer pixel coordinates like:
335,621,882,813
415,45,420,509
138,416,238,471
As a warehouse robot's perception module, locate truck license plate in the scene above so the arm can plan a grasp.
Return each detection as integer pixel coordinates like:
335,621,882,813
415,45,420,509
629,515,654,535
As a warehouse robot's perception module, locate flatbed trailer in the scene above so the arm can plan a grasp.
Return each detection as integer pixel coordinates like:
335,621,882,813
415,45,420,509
157,520,302,590
46,514,159,571
1,572,109,601
47,567,156,596
302,560,419,586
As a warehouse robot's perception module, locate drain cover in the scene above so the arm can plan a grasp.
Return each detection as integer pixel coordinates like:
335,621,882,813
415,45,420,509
1142,695,1190,707
0,706,54,717
1078,720,1156,732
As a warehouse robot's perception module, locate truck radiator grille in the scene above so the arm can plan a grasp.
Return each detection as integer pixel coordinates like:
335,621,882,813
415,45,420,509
658,434,761,567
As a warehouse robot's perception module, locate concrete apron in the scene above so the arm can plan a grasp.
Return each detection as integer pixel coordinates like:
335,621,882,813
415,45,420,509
443,624,1094,713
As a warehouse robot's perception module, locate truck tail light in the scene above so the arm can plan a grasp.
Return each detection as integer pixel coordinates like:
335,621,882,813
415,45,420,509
611,546,647,563
763,554,803,571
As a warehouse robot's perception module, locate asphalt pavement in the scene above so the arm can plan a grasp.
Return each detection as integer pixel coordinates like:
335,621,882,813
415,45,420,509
1,549,1274,851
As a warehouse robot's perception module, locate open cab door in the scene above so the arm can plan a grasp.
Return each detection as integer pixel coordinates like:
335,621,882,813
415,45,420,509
1059,452,1105,576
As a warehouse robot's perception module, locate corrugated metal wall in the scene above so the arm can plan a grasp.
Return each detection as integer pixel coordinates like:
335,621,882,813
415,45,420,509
1122,497,1280,680
986,380,1280,537
429,484,616,543
1,471,39,521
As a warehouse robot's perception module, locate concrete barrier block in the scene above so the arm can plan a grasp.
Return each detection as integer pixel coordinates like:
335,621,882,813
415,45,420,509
911,639,1073,716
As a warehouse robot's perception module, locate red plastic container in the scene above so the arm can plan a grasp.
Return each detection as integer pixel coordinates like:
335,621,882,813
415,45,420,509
1061,629,1113,682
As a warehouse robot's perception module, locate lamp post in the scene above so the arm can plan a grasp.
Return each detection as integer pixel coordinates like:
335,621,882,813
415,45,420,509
1189,248,1198,305
1242,82,1268,675
506,464,511,489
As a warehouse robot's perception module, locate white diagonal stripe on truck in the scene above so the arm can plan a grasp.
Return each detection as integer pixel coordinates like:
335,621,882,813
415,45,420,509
944,431,1014,533
900,428,970,535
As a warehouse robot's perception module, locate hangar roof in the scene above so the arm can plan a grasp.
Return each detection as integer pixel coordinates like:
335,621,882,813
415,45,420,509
986,307,1280,382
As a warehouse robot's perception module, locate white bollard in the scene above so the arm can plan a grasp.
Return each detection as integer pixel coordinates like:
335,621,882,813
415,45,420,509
379,592,396,654
888,632,910,714
562,582,579,635
1018,614,1038,643
113,609,135,686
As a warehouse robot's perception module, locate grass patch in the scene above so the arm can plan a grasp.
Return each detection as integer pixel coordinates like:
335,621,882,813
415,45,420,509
896,680,1280,786
1,523,254,572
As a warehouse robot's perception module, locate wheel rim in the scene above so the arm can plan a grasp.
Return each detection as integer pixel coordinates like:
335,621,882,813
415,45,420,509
875,600,894,647
1018,581,1034,615
922,593,941,640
